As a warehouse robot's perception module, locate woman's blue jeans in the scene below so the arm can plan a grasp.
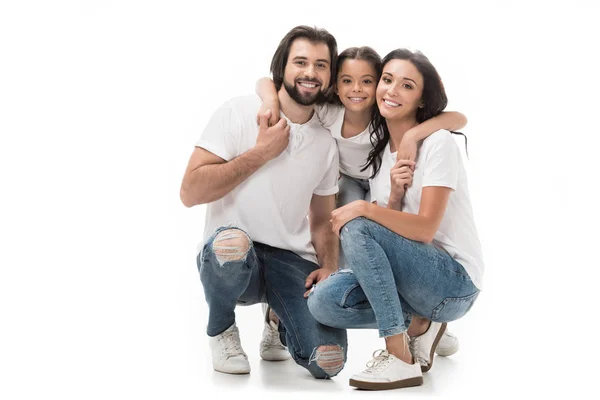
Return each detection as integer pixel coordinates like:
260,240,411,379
307,217,479,338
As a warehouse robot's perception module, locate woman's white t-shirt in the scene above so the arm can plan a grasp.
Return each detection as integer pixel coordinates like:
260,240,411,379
369,130,484,289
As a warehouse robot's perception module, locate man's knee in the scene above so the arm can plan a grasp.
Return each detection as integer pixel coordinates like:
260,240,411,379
212,228,251,265
309,344,346,378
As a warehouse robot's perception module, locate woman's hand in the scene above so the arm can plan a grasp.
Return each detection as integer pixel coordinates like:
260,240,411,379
388,159,415,209
331,200,370,236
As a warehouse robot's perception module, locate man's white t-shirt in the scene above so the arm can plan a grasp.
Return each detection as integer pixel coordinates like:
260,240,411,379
316,104,372,179
369,130,484,289
196,94,339,264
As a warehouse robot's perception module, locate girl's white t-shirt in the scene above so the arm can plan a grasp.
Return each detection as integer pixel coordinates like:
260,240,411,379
316,104,372,179
369,130,484,289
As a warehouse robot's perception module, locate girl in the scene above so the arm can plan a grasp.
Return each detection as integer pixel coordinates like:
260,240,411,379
306,49,484,390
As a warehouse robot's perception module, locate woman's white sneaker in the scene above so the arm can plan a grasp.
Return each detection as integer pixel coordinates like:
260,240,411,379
349,350,423,390
409,321,447,372
435,330,459,357
209,323,250,374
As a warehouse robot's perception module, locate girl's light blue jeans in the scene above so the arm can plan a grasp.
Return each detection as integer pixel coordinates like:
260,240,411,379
337,173,369,269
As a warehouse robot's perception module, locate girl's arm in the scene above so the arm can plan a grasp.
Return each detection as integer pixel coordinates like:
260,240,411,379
255,77,280,126
398,111,467,160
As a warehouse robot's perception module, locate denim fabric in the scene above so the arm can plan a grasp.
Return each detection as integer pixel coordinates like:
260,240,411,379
307,218,479,338
337,173,370,207
198,226,347,378
337,174,370,270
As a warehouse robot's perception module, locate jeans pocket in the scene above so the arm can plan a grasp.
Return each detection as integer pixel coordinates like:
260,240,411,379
431,291,479,322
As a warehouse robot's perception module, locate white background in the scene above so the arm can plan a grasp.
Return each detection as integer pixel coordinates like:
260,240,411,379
1,1,599,398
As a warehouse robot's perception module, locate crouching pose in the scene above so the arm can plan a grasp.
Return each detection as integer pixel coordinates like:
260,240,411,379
307,49,484,390
180,26,347,378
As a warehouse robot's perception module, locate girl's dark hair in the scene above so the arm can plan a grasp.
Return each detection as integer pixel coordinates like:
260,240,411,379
270,25,338,103
364,49,456,178
330,46,382,106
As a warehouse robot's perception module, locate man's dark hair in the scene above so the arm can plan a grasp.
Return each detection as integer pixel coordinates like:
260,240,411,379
270,25,338,101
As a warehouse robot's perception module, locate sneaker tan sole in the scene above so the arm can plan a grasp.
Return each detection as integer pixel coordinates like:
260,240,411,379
349,376,423,390
421,322,447,373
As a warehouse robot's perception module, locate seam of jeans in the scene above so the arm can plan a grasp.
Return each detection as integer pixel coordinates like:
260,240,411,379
360,219,403,337
431,290,480,321
339,283,361,308
263,279,304,359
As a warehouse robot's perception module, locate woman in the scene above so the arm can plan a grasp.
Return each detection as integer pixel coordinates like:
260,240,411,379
307,49,484,390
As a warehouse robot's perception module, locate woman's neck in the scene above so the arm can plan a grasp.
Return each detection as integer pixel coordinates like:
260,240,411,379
387,117,419,152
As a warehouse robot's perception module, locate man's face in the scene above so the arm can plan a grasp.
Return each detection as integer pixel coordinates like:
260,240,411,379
282,38,331,106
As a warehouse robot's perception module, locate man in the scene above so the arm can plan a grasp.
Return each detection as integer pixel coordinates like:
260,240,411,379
180,26,346,379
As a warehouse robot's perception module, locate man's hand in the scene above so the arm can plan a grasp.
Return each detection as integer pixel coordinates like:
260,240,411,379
388,159,415,208
257,101,281,127
255,110,290,162
304,267,336,298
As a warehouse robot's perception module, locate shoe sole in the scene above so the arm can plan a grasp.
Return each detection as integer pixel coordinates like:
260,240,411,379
260,354,291,361
349,376,423,390
213,368,251,374
435,342,459,357
421,322,447,373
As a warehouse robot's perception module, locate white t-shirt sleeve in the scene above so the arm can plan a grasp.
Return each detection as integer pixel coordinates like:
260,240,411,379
315,103,344,128
422,132,460,190
195,100,241,161
313,144,340,196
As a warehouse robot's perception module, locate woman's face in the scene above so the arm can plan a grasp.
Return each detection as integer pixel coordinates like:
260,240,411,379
376,59,424,121
336,59,378,113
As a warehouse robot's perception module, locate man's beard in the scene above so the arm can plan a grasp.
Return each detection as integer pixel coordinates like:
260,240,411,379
283,78,325,106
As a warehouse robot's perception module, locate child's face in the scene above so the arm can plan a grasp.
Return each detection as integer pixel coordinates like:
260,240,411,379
336,59,378,113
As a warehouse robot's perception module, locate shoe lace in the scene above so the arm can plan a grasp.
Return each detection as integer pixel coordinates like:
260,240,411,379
364,349,393,374
409,336,427,365
218,330,245,358
261,322,285,350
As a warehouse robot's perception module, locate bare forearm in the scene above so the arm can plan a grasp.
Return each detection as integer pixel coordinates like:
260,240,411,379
256,77,278,101
182,148,267,206
311,221,339,270
365,203,434,243
387,197,402,211
409,111,467,141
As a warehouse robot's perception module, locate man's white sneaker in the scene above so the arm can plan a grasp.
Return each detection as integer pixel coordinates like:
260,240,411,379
436,330,459,357
259,305,290,361
409,321,447,372
209,323,250,374
349,349,423,390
